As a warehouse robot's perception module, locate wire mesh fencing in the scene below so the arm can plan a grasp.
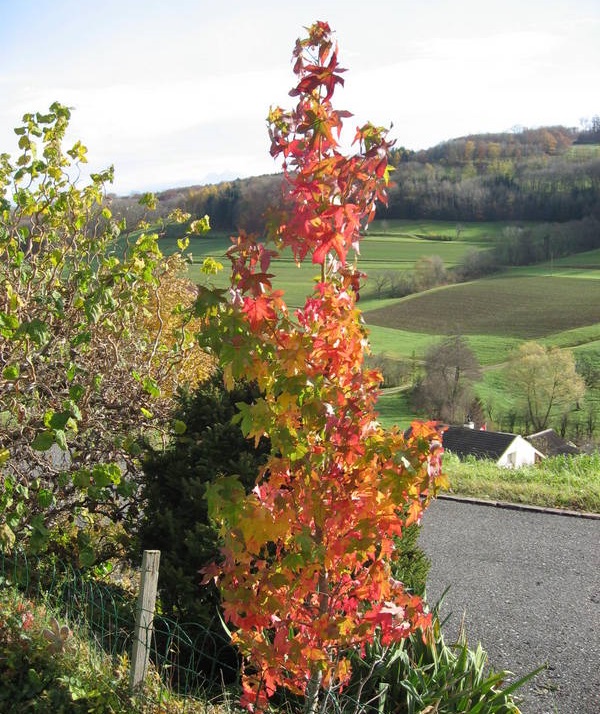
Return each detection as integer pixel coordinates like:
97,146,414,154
0,548,239,710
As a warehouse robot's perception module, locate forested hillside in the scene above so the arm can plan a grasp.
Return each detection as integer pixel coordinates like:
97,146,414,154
383,125,600,221
109,120,600,233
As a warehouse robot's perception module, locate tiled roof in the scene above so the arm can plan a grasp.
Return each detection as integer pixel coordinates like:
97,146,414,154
527,428,580,456
442,426,518,460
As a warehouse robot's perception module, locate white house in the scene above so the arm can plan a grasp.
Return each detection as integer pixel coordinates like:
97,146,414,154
442,425,545,468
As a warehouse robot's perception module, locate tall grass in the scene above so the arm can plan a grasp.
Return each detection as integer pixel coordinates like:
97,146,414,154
443,453,600,513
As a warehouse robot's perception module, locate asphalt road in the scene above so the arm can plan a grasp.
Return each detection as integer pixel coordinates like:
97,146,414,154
418,498,600,714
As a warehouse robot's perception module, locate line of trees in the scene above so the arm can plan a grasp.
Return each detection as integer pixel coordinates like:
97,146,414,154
381,130,600,222
108,121,600,237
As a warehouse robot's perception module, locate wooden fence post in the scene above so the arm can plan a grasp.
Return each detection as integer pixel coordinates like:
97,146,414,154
130,549,161,693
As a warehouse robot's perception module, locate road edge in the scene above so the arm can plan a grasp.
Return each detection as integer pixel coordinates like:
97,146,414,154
437,493,600,520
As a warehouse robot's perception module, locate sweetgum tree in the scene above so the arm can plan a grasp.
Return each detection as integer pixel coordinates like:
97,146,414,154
0,104,212,558
196,22,446,713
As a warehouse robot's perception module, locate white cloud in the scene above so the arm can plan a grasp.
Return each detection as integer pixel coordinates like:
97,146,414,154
1,0,598,194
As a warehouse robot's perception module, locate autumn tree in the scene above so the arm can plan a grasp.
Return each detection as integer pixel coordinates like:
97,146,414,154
412,336,482,423
505,342,586,432
196,22,445,713
0,104,212,557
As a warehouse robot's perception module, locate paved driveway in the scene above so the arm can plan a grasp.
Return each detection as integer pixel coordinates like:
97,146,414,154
418,498,600,714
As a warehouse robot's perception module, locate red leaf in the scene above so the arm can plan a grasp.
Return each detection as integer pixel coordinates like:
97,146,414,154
241,295,277,329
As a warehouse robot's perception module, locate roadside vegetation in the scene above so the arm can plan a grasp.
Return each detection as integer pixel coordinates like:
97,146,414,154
443,453,600,513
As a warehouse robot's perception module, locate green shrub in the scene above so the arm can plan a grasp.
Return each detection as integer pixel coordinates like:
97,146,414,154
391,523,430,597
136,371,271,626
133,371,271,688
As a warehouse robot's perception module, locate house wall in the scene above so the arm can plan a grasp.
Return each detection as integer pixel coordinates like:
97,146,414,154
497,436,543,468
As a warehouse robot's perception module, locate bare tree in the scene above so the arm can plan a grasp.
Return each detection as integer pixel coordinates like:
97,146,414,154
411,336,481,423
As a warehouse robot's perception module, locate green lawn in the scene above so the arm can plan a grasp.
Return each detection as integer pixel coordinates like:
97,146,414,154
367,218,523,243
181,222,493,308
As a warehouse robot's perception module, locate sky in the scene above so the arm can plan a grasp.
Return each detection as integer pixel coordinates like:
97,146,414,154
1,0,599,196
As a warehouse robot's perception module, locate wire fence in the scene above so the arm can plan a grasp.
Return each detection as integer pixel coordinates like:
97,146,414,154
0,549,239,709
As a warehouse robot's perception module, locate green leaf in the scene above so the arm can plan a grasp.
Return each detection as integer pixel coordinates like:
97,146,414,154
194,285,227,316
31,431,54,451
91,463,121,487
37,489,55,509
20,318,50,346
189,215,210,234
205,475,246,524
142,376,160,397
0,312,20,337
70,330,91,347
138,192,158,210
116,478,136,497
84,301,102,324
79,546,96,568
2,365,19,380
200,257,223,275
49,411,71,430
173,419,187,435
54,429,68,451
69,383,85,402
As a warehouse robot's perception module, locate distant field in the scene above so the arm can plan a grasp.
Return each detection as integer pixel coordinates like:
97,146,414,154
153,219,600,434
181,220,496,308
367,219,522,243
365,325,439,360
357,234,479,268
364,275,600,339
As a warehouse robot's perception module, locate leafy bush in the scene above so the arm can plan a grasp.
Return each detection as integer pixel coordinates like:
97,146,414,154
0,103,212,559
135,371,270,687
390,523,430,598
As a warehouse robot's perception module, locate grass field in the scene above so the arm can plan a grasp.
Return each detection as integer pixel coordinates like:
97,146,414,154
366,219,522,243
162,219,499,308
158,219,600,438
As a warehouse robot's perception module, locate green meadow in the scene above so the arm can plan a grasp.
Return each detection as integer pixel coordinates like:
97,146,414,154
161,220,600,432
167,219,495,308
